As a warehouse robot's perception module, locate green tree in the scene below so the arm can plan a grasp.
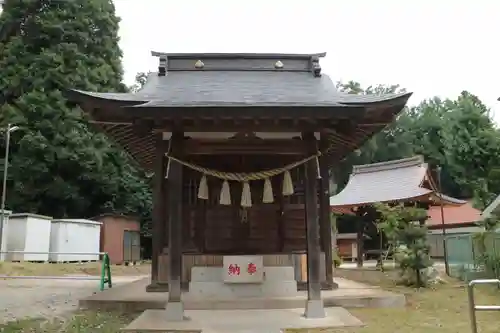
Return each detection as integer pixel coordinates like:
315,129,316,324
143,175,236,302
439,92,500,207
375,203,431,287
129,71,150,92
335,82,414,187
0,0,152,224
336,82,500,208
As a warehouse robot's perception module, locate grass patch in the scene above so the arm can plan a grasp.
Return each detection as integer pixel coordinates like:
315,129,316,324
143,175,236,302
0,262,151,277
0,311,135,333
323,268,500,333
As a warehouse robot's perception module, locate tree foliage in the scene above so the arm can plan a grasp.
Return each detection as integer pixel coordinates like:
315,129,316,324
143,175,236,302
336,82,500,209
375,203,432,287
0,0,152,228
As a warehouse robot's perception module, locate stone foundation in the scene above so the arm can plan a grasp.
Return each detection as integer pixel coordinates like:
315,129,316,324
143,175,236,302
187,266,299,299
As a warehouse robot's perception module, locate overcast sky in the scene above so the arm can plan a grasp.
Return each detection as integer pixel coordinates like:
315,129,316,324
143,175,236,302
114,0,500,124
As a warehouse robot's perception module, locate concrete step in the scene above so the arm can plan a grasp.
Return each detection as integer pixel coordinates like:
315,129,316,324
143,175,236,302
188,281,299,298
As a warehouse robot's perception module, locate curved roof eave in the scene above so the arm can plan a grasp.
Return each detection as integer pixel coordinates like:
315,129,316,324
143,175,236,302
329,155,467,209
329,189,434,208
127,100,351,108
431,193,468,206
65,89,148,105
124,92,412,109
337,92,413,106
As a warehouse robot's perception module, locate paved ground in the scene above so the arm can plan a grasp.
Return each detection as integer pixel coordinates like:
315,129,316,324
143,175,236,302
0,275,146,324
124,308,363,332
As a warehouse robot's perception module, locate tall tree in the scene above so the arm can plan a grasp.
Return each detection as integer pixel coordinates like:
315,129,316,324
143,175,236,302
335,82,414,187
336,82,500,208
0,0,152,221
129,71,150,92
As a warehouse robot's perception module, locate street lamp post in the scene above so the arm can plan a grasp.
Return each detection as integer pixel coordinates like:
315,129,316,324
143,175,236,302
0,124,19,258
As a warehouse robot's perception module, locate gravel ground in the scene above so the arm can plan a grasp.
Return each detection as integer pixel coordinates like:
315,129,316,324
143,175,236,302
0,276,145,324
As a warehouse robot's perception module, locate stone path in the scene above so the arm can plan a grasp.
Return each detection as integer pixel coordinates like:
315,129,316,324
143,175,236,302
0,275,145,323
124,308,363,332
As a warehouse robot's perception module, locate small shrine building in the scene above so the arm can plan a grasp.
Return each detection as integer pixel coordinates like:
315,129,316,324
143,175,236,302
330,156,466,266
68,52,412,320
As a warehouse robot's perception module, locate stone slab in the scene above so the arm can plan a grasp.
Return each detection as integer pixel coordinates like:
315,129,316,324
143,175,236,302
189,266,298,298
123,307,363,332
80,277,405,312
191,266,295,282
304,299,326,318
189,281,299,298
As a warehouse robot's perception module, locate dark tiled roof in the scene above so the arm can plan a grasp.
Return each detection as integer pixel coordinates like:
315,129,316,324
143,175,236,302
69,52,411,108
329,156,466,208
72,71,410,108
66,52,413,168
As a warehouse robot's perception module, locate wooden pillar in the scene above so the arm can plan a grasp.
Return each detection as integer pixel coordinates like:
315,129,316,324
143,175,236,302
319,154,337,289
147,133,167,291
277,177,286,252
356,211,365,268
303,132,325,318
165,132,185,321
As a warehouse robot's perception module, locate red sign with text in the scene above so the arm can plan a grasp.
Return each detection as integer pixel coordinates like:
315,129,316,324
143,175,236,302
247,262,257,275
228,264,241,276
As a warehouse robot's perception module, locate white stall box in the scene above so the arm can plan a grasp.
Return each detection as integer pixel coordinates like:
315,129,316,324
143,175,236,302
3,213,52,262
49,219,102,262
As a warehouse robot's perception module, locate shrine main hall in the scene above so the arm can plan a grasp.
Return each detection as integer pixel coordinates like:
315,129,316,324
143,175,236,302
68,51,411,324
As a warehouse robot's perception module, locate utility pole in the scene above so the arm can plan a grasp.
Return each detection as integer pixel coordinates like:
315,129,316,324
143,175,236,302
437,165,450,276
0,124,19,259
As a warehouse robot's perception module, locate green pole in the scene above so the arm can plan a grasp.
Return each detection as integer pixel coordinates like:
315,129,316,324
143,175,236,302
99,253,112,291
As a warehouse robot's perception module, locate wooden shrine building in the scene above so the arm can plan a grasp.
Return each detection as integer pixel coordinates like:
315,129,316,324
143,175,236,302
67,52,412,320
330,156,466,266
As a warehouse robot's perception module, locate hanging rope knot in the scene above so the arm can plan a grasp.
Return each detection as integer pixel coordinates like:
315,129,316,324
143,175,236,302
167,153,321,207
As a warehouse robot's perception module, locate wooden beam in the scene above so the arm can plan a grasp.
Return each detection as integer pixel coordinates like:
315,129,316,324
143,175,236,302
303,132,325,318
277,177,286,252
184,138,307,155
88,113,385,134
147,133,166,291
103,105,367,120
318,154,335,289
161,118,336,132
356,214,365,268
165,131,184,320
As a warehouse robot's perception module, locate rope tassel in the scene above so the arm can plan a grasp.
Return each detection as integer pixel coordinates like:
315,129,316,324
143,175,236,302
241,181,252,208
262,178,274,203
220,180,231,205
282,170,294,196
198,174,209,200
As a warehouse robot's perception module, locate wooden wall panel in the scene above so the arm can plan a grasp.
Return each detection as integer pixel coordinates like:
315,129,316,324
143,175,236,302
178,203,319,254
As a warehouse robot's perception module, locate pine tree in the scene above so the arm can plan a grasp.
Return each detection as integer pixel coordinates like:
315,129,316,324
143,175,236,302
0,0,152,221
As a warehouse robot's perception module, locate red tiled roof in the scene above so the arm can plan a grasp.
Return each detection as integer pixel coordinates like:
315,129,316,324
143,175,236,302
426,202,481,227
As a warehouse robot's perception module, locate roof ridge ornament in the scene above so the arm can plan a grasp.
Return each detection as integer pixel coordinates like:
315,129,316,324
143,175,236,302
274,60,284,69
195,60,205,69
310,56,321,77
158,56,166,76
